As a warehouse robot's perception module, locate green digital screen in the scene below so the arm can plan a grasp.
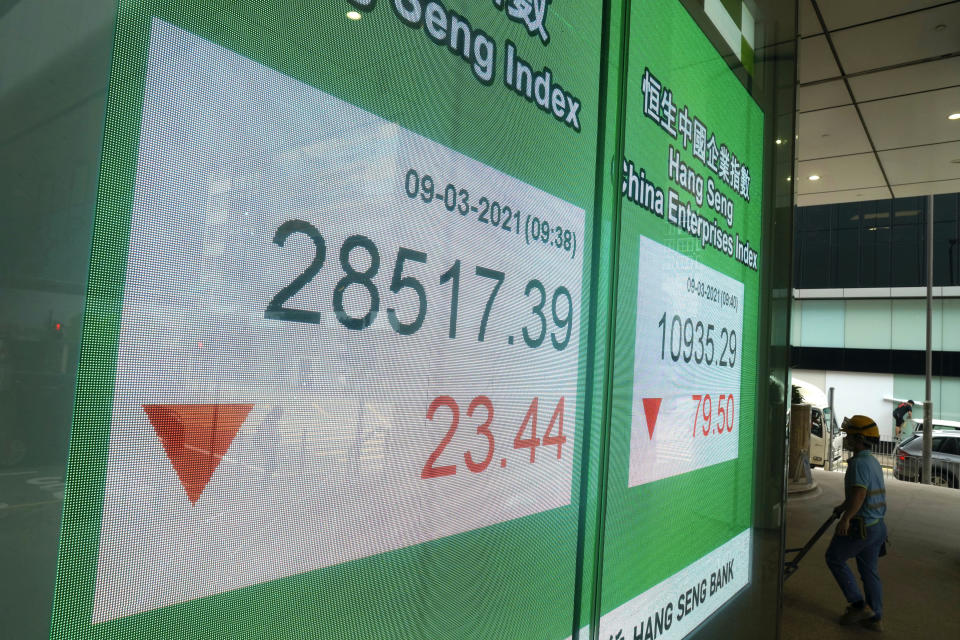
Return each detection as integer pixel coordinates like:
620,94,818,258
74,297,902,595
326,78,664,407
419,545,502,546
51,2,603,639
50,1,769,639
597,1,763,637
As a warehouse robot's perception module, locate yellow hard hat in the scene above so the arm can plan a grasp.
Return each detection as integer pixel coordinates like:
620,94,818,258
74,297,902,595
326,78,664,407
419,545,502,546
841,415,880,439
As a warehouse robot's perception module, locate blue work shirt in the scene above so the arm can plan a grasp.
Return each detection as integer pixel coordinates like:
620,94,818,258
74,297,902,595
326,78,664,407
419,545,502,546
845,449,886,525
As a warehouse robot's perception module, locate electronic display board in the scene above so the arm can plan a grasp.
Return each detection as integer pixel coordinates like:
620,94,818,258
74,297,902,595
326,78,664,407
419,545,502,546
51,2,602,638
597,1,763,639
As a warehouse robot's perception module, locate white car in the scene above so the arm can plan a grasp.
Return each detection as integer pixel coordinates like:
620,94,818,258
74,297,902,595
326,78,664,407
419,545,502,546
904,416,960,437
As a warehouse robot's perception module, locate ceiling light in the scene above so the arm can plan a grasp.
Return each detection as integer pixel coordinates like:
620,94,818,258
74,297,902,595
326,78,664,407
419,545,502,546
934,24,947,32
346,11,362,20
786,176,791,181
775,138,782,145
808,175,820,181
949,113,960,120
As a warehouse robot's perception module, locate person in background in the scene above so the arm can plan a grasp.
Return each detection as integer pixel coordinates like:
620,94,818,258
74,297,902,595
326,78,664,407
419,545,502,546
892,399,914,440
825,415,887,632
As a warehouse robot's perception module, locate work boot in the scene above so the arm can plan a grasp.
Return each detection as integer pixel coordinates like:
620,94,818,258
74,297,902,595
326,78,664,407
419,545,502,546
838,605,869,625
860,617,883,632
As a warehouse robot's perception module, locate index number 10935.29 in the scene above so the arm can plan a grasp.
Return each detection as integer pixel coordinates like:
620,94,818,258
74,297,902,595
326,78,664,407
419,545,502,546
658,312,737,368
263,219,575,351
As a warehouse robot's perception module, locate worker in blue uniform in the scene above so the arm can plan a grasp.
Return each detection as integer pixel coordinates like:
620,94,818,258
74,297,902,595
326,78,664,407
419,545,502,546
825,414,887,632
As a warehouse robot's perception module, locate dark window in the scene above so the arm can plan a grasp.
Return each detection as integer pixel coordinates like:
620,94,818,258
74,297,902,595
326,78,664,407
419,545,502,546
938,438,960,455
811,408,824,438
795,193,960,290
860,201,892,287
934,194,959,287
795,205,832,288
834,204,860,287
891,197,925,287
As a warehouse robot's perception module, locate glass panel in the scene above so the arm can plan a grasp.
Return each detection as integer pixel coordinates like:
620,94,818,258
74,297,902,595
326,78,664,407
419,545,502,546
843,300,892,350
834,202,860,288
939,437,960,455
0,1,116,638
798,195,960,290
860,200,892,287
790,299,803,346
944,300,960,352
891,304,927,351
796,205,832,288
811,408,824,438
824,408,839,436
940,378,960,422
933,193,959,287
891,197,925,287
893,375,940,421
799,300,845,348
2,1,797,638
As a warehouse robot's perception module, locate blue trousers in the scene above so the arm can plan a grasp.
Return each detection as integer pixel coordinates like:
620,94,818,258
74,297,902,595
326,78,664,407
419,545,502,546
825,520,886,619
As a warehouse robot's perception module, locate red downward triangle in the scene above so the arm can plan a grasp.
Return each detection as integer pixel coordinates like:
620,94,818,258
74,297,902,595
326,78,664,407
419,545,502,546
642,398,662,439
143,404,253,504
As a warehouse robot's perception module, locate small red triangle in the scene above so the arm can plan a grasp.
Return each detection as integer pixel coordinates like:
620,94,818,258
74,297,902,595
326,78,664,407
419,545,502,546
143,404,253,504
642,398,662,439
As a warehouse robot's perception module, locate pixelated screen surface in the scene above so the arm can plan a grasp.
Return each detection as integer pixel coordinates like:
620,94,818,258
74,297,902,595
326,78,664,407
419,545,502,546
51,2,601,639
597,1,764,637
49,1,768,638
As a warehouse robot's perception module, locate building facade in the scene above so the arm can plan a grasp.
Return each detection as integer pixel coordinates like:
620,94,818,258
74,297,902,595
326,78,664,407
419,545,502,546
793,194,960,440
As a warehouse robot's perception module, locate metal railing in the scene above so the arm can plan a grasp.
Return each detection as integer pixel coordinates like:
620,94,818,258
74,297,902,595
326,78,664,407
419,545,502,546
831,441,960,489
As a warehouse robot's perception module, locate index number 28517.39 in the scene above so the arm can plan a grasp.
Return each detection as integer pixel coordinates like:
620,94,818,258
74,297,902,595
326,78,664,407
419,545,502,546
264,219,575,351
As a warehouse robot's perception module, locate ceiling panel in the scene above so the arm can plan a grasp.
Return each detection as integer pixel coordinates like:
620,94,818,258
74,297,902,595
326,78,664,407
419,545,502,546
860,86,960,150
798,35,840,84
817,0,949,31
892,178,960,197
848,57,960,103
797,105,871,160
797,79,850,112
797,186,894,207
795,2,960,208
799,0,822,37
831,3,960,74
796,153,887,194
879,140,960,184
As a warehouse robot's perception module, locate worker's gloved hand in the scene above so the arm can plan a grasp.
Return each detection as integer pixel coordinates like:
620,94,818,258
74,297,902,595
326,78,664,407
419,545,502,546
832,504,845,518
